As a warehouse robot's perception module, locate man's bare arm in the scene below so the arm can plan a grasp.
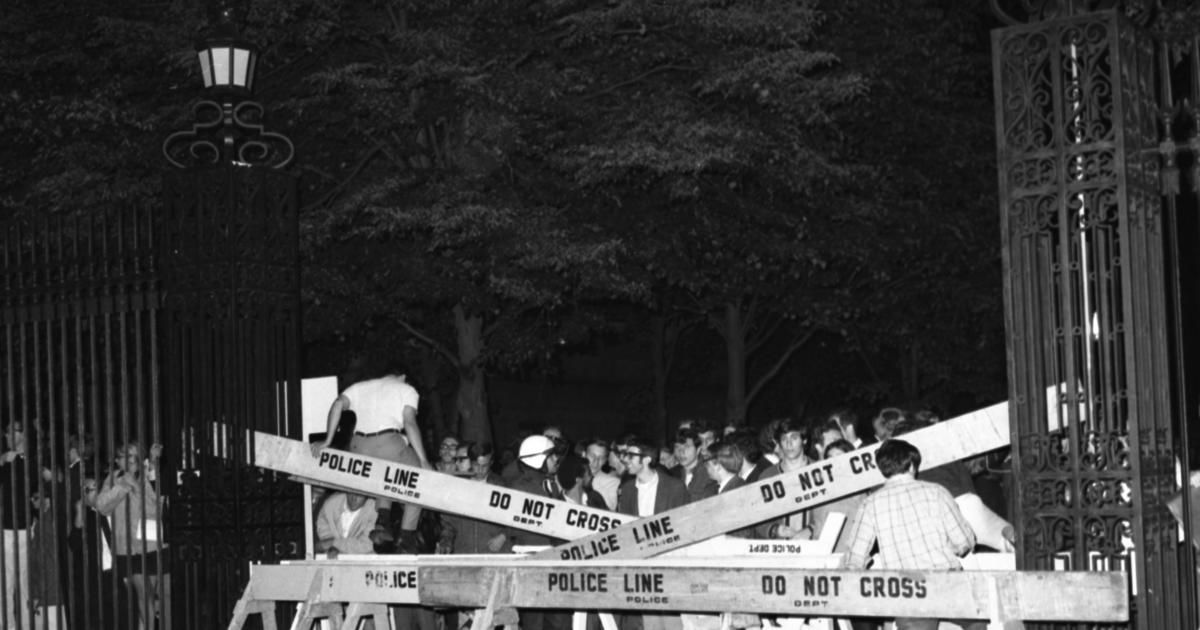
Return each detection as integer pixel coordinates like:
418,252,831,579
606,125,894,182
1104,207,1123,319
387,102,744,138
312,394,350,456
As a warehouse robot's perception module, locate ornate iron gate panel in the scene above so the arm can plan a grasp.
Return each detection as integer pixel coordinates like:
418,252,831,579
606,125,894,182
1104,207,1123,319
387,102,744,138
161,165,304,630
994,9,1194,629
0,209,162,629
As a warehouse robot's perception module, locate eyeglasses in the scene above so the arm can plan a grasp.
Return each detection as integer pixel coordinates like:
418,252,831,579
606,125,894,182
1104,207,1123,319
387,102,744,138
441,443,459,450
620,450,646,459
453,455,471,462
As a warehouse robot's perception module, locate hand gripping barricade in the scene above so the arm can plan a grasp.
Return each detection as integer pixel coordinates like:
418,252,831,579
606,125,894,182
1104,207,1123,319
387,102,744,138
240,399,1131,630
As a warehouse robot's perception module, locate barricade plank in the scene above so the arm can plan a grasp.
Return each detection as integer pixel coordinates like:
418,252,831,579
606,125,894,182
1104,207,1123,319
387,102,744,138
540,405,1008,561
254,431,625,540
234,557,1126,624
250,562,422,605
417,564,1127,623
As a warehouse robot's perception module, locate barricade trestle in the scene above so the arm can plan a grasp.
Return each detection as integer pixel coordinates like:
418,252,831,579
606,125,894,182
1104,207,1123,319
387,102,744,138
226,555,1128,630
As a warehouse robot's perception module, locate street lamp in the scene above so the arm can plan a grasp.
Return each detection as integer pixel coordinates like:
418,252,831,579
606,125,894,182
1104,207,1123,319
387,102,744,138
163,6,293,169
195,8,258,97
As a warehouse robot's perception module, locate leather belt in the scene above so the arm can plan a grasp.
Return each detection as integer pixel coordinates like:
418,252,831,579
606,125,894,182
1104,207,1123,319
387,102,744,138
354,428,402,438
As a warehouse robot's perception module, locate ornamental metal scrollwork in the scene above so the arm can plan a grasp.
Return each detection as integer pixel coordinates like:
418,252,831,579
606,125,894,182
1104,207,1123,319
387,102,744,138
163,99,295,170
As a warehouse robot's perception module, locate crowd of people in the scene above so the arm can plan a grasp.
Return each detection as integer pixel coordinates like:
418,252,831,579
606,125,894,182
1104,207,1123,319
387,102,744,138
0,421,169,630
311,371,1016,630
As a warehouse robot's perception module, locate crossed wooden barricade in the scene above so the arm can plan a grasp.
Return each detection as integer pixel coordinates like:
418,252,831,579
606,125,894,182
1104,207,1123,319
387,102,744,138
235,402,1129,629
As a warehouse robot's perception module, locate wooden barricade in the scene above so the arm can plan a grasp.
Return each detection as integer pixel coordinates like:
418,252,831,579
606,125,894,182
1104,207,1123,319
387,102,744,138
226,556,1129,630
252,399,1008,556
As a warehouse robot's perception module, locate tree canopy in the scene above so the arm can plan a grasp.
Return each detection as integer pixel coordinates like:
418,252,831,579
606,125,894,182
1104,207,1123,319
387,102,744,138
0,0,1007,435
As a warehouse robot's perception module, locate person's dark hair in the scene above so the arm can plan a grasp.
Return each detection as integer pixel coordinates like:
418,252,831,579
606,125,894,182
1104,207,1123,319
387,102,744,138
379,361,409,379
875,407,909,436
709,440,741,474
556,455,588,491
913,408,942,425
890,413,932,438
469,442,495,459
822,439,855,459
584,438,609,452
773,417,807,446
543,426,570,457
876,439,922,477
625,439,655,461
731,429,762,464
673,428,703,449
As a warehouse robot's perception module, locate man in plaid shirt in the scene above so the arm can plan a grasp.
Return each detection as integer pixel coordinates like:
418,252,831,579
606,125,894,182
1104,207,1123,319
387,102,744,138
842,439,985,630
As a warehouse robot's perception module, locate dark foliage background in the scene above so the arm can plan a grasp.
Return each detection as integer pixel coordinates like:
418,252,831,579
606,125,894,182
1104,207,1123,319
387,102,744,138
0,0,1005,443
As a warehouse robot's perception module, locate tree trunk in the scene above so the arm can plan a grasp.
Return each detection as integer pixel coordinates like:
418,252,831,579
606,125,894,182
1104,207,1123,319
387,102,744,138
453,303,490,444
417,348,449,440
650,316,669,442
723,302,748,425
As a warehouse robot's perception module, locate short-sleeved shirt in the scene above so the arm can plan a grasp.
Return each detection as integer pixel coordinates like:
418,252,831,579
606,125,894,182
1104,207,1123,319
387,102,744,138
342,376,420,433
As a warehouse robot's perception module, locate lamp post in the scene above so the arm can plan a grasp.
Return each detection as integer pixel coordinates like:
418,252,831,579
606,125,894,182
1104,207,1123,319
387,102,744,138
163,6,293,169
158,6,304,630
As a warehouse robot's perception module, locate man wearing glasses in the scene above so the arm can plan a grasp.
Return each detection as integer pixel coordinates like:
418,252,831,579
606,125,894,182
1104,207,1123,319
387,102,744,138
616,439,689,630
437,436,461,473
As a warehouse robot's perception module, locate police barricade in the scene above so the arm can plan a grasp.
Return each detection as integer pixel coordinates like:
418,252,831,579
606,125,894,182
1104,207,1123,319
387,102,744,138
253,398,1008,553
226,555,1128,630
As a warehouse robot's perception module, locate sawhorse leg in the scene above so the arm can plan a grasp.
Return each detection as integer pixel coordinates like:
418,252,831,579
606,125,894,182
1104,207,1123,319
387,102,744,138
227,580,279,630
342,602,392,630
986,574,1024,630
290,569,346,630
470,572,518,630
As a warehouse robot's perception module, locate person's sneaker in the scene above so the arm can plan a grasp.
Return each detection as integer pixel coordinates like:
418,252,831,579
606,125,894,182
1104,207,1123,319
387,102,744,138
396,529,421,554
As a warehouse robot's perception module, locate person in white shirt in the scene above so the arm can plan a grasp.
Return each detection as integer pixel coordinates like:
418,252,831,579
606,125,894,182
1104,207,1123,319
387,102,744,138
315,492,377,558
313,371,431,552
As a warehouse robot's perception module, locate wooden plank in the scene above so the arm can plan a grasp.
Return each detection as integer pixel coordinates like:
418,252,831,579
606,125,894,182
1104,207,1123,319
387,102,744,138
249,562,421,605
540,405,1009,561
236,558,1126,624
254,431,626,541
417,564,1128,623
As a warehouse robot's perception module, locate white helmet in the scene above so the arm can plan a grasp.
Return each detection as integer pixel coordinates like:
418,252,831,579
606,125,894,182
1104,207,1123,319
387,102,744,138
519,435,556,470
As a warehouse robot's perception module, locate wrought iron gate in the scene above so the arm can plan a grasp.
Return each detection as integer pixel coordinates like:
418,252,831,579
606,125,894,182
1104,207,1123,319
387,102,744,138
993,6,1200,628
0,163,304,629
160,165,304,629
0,208,163,629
